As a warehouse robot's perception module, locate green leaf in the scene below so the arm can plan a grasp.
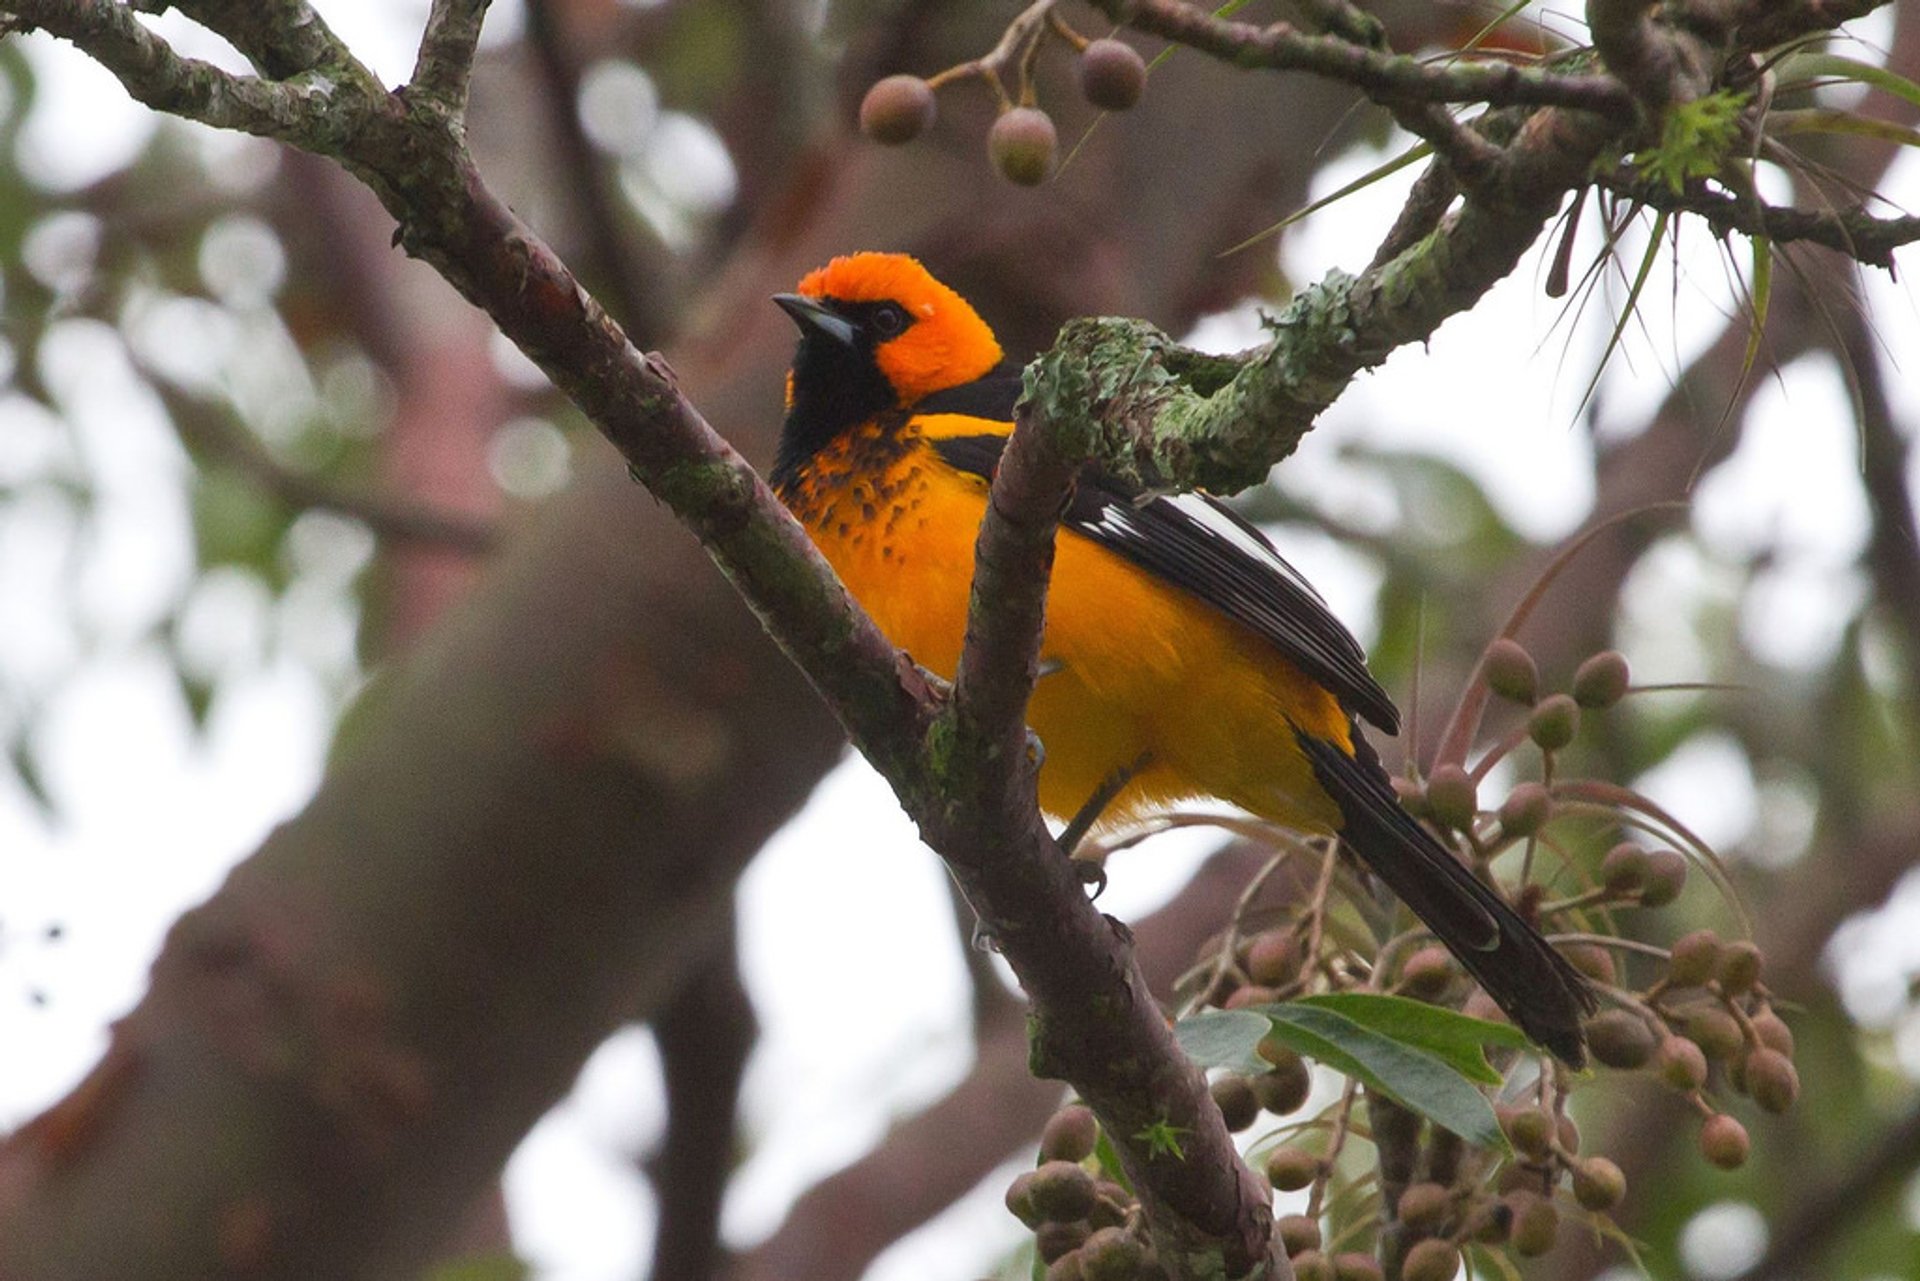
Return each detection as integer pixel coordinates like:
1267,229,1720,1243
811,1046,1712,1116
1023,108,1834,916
1091,1128,1134,1194
1292,993,1530,1084
1774,51,1920,112
421,1255,531,1281
1173,1008,1272,1075
1220,140,1433,258
1173,1004,1511,1149
1766,107,1920,149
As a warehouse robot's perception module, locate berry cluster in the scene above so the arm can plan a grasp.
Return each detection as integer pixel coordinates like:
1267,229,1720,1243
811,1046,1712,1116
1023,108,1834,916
1011,636,1797,1277
857,11,1148,187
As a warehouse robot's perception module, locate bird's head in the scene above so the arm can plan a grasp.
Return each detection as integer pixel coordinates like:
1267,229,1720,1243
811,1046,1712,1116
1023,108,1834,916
772,253,1003,483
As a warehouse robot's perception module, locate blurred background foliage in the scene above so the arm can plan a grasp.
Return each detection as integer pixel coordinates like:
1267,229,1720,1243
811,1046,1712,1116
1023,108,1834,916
1,1,1918,1279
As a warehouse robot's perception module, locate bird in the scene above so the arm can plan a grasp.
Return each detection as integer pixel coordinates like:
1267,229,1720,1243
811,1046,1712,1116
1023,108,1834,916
770,251,1596,1065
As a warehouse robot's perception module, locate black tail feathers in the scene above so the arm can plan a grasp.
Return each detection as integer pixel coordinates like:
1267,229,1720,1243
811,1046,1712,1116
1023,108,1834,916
1294,729,1597,1067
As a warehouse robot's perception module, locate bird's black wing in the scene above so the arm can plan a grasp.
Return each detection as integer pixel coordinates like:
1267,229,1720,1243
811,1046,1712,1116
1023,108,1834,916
926,410,1399,734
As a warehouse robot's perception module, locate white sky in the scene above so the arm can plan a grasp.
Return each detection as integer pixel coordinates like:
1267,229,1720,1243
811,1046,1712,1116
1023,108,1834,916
1,6,1918,1281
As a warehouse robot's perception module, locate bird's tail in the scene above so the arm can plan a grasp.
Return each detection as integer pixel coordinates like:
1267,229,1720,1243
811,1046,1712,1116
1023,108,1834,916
1292,727,1597,1066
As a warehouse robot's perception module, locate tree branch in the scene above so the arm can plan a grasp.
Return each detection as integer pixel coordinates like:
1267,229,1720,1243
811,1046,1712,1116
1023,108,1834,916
1595,170,1920,269
1102,0,1635,116
411,0,490,116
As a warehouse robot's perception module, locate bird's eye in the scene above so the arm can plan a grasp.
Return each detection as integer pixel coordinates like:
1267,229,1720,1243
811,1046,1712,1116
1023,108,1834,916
871,303,910,338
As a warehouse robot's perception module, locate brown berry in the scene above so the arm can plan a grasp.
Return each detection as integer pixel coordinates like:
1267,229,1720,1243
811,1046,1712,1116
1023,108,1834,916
1484,637,1539,704
1276,1214,1322,1257
1402,1238,1461,1281
1528,694,1580,751
1257,1034,1303,1071
1501,1107,1553,1160
1572,1156,1627,1210
1246,928,1301,987
1585,1009,1656,1069
1462,988,1507,1025
1046,1252,1086,1281
1078,1226,1145,1281
859,74,936,144
1600,842,1650,895
1746,1047,1799,1113
1077,38,1147,111
1042,1105,1099,1163
1751,1007,1795,1057
1266,1147,1319,1193
1425,763,1478,831
1572,650,1632,708
1657,1036,1708,1090
1223,983,1280,1010
1687,1007,1744,1061
1090,1181,1130,1230
1467,1196,1513,1243
1333,1253,1385,1281
1029,1161,1097,1223
1667,930,1721,987
1036,1219,1091,1263
1639,851,1689,906
1006,1171,1042,1227
989,107,1057,185
1253,1057,1313,1115
1717,941,1763,995
1395,1182,1451,1232
1290,1251,1336,1281
1564,942,1617,986
1498,782,1552,837
1700,1113,1750,1169
1509,1192,1560,1256
1211,1075,1260,1132
1401,946,1455,999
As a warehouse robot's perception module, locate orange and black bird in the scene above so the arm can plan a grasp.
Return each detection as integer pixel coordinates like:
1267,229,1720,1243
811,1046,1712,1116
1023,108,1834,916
771,252,1596,1064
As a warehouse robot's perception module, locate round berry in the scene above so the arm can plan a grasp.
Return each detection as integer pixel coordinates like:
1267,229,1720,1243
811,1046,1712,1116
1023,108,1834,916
1572,650,1631,708
1746,1047,1800,1113
1687,1007,1744,1061
1600,842,1650,896
1483,637,1539,704
1717,941,1763,995
1572,1156,1626,1210
1333,1252,1385,1281
1290,1251,1335,1281
1528,694,1580,751
1498,782,1552,837
1656,1035,1708,1090
1041,1105,1099,1163
1500,1106,1553,1160
1402,1238,1460,1281
1077,38,1147,111
989,107,1057,186
1265,1146,1319,1193
1401,946,1455,1000
1253,1057,1313,1116
1585,1009,1656,1070
859,74,936,144
1667,930,1721,987
1509,1192,1560,1256
1029,1160,1097,1223
1276,1214,1321,1257
1211,1074,1260,1133
1036,1219,1090,1263
1077,1226,1145,1281
1395,1182,1451,1232
1751,1007,1795,1057
1700,1113,1750,1169
1245,928,1301,987
1639,851,1689,907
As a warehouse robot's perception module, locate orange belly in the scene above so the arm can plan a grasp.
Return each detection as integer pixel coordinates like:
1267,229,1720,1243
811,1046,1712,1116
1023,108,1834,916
787,427,1354,831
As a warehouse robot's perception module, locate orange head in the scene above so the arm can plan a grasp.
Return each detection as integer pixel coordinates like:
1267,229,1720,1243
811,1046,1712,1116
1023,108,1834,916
772,253,1004,486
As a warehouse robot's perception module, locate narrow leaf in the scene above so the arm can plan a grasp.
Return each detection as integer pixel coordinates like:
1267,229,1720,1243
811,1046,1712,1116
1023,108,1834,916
1767,107,1920,148
1221,141,1433,258
1774,51,1920,112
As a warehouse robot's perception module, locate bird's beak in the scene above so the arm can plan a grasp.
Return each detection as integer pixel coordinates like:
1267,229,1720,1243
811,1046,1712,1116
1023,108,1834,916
773,293,858,349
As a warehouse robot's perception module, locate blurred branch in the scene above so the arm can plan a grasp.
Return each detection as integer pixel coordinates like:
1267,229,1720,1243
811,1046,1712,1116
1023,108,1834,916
1727,1099,1920,1281
153,379,501,556
412,0,489,115
522,0,680,346
1106,0,1633,114
648,916,755,1281
725,843,1289,1281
